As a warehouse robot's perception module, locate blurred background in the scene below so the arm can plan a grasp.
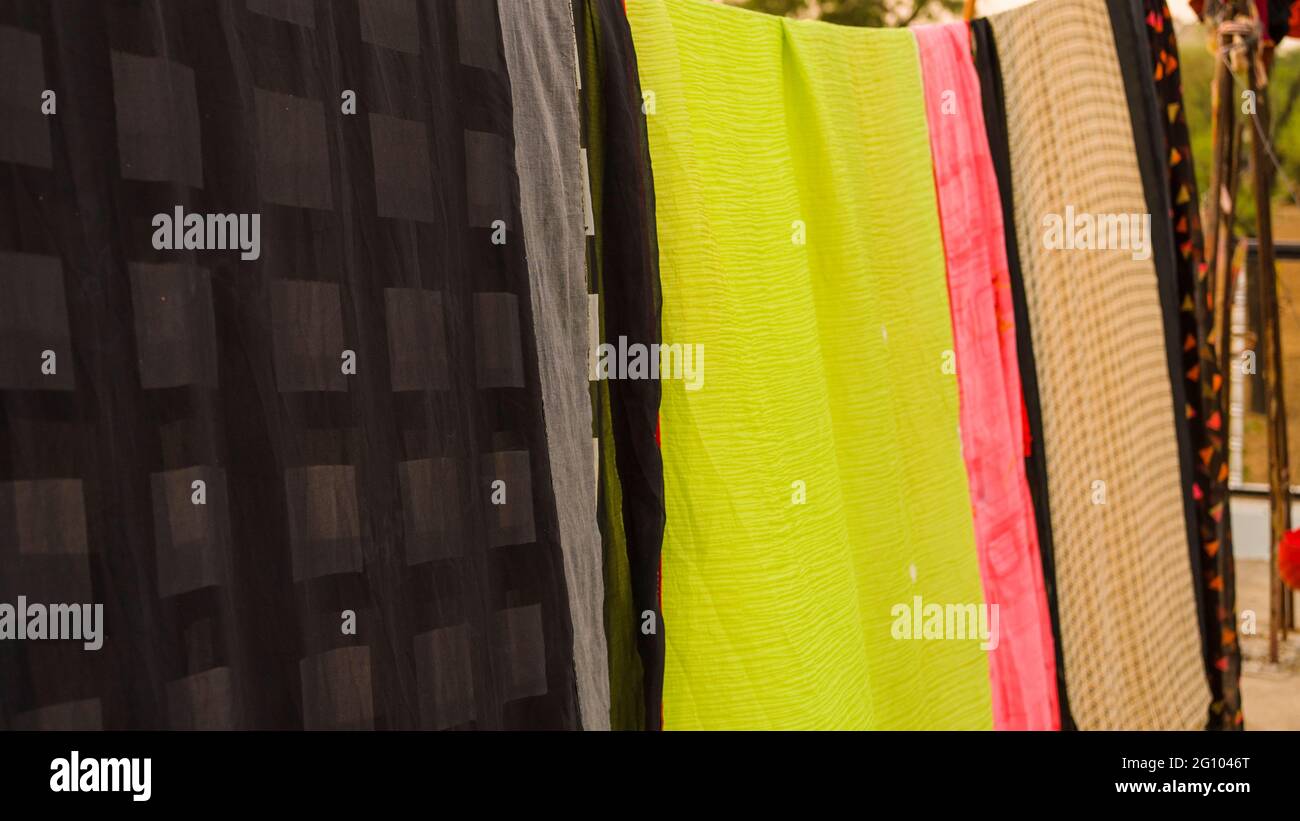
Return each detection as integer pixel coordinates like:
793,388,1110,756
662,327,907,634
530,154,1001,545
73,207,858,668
720,0,1300,729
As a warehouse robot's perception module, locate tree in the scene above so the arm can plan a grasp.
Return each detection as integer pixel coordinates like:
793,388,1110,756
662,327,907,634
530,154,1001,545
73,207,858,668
729,0,964,27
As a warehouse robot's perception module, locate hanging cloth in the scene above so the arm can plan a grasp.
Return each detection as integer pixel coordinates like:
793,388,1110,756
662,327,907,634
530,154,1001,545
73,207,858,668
1136,0,1243,730
626,0,993,730
985,0,1211,729
915,21,1060,731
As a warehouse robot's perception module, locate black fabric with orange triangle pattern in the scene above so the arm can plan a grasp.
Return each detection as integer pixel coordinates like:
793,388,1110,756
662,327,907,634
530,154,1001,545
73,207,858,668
1143,0,1243,730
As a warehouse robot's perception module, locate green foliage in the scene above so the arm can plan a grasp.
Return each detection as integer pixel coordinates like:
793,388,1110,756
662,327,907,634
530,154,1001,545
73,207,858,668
728,0,963,28
1178,26,1215,203
1179,25,1300,234
1268,50,1300,216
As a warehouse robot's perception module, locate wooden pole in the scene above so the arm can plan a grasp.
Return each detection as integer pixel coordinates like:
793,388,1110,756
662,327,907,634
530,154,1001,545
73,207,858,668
962,0,976,21
1248,51,1289,663
1209,19,1240,387
1214,120,1243,403
1205,30,1231,268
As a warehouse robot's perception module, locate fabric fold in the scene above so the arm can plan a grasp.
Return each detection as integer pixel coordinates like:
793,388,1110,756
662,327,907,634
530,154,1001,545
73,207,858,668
1139,0,1242,730
971,17,1075,729
501,0,611,731
915,21,1058,731
1104,0,1208,687
579,0,668,730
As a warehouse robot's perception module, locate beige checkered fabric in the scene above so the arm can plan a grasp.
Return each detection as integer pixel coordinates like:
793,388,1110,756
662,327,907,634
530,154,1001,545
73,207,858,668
990,0,1209,729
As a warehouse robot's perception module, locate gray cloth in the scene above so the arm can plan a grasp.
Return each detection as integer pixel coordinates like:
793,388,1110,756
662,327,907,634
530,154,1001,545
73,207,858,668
499,0,610,730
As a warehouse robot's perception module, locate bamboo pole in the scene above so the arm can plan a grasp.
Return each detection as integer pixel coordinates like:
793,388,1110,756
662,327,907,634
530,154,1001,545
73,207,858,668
1209,21,1240,385
1205,30,1232,268
1215,120,1244,406
1247,52,1290,663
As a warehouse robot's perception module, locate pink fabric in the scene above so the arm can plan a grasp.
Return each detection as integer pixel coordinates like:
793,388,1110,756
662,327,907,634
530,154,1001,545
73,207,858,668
914,22,1059,730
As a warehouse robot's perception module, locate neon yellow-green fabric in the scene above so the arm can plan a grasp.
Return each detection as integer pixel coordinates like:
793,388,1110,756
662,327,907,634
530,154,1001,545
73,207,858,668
626,0,993,729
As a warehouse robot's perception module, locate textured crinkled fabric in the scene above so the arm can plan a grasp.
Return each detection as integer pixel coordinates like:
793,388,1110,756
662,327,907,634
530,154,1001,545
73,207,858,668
627,0,992,730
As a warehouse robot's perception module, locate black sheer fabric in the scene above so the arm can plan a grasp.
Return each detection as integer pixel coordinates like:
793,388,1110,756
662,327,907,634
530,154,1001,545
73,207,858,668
579,0,667,731
0,0,594,729
1139,0,1242,729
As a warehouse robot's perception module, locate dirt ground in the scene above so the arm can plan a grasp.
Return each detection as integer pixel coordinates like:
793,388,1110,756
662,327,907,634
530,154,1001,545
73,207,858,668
1238,558,1300,730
